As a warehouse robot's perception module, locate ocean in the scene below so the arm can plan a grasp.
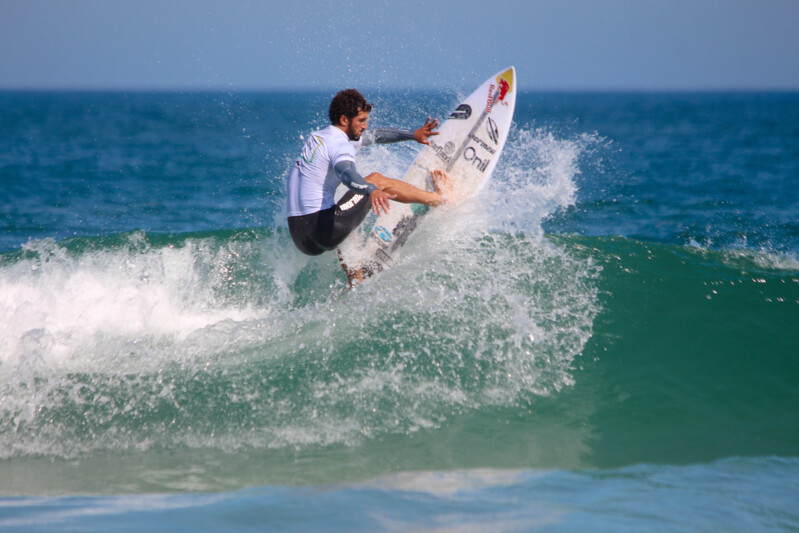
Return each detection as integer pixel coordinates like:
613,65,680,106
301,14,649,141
1,89,797,531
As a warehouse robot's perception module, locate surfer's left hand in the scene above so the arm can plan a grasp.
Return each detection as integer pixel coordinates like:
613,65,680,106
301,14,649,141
414,117,440,145
370,188,396,216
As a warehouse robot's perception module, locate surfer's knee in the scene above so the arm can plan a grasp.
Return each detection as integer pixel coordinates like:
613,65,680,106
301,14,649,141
363,172,390,188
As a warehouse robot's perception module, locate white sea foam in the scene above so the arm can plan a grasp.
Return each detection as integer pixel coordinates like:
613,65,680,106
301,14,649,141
334,124,602,407
0,234,274,376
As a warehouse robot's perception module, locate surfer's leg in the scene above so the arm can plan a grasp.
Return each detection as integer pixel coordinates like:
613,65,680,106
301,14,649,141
314,191,372,250
288,192,371,254
288,212,327,255
364,172,453,206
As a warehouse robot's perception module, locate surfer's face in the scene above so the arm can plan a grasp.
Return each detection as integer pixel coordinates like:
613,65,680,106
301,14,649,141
343,111,369,141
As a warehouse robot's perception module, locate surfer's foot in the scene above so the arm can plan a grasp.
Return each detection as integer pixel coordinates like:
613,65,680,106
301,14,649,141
430,169,454,204
337,249,364,288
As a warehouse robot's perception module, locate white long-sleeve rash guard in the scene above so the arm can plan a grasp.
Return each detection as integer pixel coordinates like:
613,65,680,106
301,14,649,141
335,128,415,196
287,126,416,217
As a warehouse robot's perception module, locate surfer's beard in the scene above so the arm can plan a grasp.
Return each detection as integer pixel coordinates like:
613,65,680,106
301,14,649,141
346,123,362,141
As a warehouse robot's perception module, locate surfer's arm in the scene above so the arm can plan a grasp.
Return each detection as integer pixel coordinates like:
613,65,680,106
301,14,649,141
360,128,415,146
361,118,440,146
335,161,395,215
334,160,378,196
413,117,440,145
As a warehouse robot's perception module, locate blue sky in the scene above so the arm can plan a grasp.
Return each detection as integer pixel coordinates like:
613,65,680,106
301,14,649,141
2,0,798,91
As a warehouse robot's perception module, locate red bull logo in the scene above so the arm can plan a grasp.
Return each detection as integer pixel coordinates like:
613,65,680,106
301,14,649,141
494,69,514,107
495,78,510,104
485,83,495,113
485,68,514,112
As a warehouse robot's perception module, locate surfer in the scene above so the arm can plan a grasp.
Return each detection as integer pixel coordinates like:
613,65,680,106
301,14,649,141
286,89,453,256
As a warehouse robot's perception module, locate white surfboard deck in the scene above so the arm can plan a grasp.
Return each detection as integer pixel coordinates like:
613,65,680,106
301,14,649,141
338,67,517,286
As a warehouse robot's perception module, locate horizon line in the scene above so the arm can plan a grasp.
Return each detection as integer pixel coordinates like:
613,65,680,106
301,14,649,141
2,84,799,94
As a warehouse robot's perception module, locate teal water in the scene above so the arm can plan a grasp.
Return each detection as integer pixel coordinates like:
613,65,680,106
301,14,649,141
1,90,798,530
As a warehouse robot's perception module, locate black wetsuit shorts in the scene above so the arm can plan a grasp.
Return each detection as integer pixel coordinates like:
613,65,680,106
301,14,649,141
287,191,372,256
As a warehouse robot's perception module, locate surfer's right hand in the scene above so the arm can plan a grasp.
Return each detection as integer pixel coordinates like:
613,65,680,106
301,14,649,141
370,189,395,216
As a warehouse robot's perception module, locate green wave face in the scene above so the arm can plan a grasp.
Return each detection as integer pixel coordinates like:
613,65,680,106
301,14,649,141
562,235,799,468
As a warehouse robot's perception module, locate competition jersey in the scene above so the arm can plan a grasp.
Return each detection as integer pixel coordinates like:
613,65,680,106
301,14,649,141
287,125,363,217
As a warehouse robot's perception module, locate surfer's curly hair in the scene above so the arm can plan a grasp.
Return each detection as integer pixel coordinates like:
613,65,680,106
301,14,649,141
329,89,373,125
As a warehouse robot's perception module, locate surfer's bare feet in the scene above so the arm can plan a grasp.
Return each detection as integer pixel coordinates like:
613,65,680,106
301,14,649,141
337,249,364,288
430,169,454,204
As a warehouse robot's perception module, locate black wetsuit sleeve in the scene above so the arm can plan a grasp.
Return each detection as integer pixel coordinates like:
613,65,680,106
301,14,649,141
360,128,415,146
334,160,378,196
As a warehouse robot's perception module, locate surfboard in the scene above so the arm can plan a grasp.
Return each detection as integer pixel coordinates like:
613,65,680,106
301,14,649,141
338,67,517,286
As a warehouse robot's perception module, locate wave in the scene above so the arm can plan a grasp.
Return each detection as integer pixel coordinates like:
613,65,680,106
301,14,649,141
1,227,795,469
1,124,796,493
0,124,590,459
0,217,600,458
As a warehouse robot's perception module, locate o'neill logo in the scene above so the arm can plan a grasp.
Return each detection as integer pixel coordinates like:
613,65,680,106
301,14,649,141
463,146,490,173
